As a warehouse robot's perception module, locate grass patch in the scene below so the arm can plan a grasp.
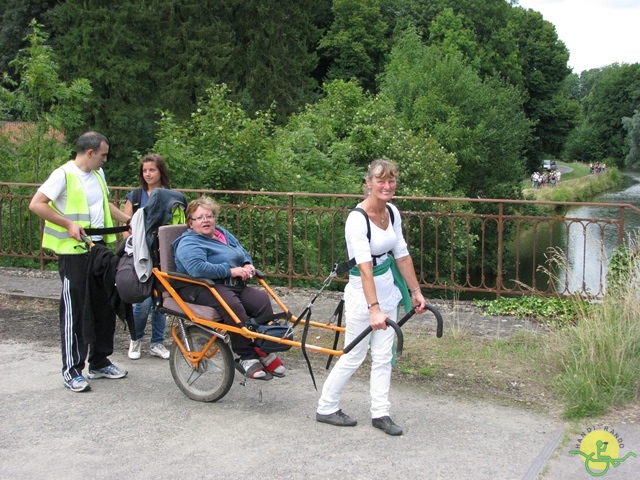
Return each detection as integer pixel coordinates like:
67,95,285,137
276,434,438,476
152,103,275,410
523,167,622,204
554,162,591,182
473,261,640,420
395,327,554,408
548,258,640,419
538,237,640,420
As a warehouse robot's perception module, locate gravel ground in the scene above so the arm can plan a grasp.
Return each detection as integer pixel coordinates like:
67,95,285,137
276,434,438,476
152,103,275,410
1,268,639,479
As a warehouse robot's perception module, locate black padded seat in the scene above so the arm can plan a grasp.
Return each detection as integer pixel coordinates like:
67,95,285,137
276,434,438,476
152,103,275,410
157,224,221,321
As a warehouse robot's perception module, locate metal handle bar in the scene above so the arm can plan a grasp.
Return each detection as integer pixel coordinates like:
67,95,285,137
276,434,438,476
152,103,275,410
343,319,404,355
397,304,444,338
340,303,443,357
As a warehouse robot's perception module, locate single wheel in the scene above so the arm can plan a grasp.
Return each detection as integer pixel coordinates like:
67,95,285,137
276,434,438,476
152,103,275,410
170,325,235,402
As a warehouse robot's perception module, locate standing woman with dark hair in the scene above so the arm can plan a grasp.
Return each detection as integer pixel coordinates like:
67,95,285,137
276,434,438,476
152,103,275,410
124,154,172,360
316,159,427,435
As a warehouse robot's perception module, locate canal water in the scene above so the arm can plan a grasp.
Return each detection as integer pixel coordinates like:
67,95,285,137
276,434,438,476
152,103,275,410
508,170,640,296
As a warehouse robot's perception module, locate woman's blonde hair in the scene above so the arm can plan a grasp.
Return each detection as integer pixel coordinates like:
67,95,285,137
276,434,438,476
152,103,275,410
185,196,220,226
363,159,398,196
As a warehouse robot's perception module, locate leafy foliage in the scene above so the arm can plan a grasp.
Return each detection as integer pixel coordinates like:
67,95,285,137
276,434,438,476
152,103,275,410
380,27,531,200
473,295,590,327
318,0,390,92
622,110,640,168
0,21,91,183
225,0,320,120
272,79,458,196
568,63,640,166
50,0,320,183
510,7,577,169
553,250,640,419
150,84,275,192
0,0,57,76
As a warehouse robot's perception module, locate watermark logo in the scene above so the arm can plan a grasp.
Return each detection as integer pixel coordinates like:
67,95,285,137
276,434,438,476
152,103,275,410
569,426,636,477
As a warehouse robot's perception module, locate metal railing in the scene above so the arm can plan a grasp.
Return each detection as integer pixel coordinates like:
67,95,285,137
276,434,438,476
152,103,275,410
2,182,639,299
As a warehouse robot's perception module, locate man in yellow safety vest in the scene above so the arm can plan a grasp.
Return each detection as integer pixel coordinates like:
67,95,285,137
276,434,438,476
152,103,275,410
30,132,132,392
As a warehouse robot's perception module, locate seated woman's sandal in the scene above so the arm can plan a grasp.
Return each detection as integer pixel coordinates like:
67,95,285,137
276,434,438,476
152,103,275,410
254,348,286,377
238,358,272,380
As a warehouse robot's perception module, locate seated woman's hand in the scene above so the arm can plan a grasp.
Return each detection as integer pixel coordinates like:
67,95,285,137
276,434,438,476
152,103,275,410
230,266,255,281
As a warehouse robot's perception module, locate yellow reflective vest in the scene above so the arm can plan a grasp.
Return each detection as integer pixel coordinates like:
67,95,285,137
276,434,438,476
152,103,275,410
42,163,116,254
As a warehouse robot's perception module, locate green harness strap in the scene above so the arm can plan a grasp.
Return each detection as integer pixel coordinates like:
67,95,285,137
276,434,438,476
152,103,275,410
349,256,412,314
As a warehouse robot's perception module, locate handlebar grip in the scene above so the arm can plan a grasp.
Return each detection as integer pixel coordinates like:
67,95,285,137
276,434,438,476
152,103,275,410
80,234,94,248
426,304,444,338
343,319,404,355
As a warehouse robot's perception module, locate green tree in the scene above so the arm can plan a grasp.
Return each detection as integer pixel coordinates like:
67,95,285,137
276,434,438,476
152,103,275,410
51,0,166,182
510,6,577,170
398,1,575,171
51,0,320,181
575,68,605,100
622,111,640,168
272,79,458,196
563,122,601,164
152,0,238,121
318,0,390,92
380,27,531,200
0,20,91,183
228,0,320,120
428,8,480,70
150,84,275,192
402,0,522,84
0,0,57,76
579,63,640,166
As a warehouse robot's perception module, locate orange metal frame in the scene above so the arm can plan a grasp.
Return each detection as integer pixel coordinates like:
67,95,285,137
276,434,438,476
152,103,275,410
153,268,348,368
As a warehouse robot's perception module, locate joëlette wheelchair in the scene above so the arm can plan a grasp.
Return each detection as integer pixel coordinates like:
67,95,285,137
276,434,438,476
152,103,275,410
152,224,443,402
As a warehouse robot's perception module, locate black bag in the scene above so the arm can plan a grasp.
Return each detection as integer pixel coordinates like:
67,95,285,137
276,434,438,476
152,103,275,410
247,321,293,353
115,250,154,304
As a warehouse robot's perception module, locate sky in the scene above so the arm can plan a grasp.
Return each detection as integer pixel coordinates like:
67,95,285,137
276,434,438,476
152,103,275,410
516,0,640,73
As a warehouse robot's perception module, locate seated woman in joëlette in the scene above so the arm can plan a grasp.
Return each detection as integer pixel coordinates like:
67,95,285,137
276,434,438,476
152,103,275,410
172,196,285,380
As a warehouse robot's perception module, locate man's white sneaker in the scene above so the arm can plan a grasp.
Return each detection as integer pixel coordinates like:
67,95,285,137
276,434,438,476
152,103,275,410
64,375,91,392
150,343,170,359
88,363,128,379
128,339,142,359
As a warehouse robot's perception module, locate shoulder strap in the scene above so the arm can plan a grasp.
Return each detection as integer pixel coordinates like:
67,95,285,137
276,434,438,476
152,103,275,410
387,204,395,226
352,207,371,242
333,204,396,275
352,204,395,242
131,188,143,214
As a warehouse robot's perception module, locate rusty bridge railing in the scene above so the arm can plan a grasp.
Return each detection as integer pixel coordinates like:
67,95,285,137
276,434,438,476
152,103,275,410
2,182,639,299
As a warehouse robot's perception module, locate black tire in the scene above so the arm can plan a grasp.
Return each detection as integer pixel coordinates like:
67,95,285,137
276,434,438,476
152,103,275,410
169,325,235,402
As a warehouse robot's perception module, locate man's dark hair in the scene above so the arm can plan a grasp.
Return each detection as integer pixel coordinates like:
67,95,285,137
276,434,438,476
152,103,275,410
75,131,109,154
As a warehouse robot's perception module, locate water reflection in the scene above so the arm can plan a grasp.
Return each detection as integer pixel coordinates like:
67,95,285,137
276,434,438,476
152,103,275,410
510,170,640,296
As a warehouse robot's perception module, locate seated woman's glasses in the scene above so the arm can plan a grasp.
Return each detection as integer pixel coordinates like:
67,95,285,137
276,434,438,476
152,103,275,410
191,214,216,222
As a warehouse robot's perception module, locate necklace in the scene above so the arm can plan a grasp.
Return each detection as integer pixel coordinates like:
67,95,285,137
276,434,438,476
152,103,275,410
366,200,387,225
375,207,387,225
